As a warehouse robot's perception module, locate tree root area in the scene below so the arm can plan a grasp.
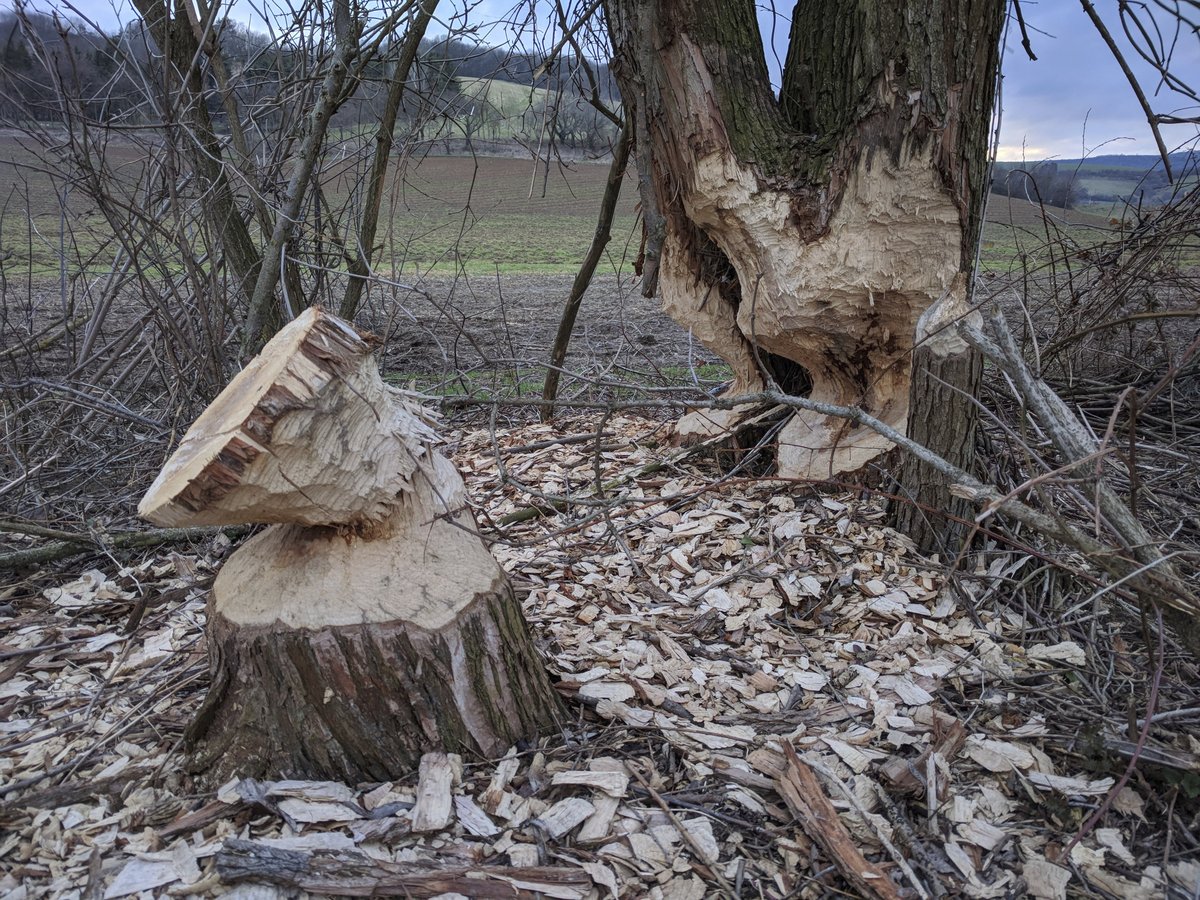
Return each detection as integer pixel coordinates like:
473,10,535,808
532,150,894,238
186,587,563,786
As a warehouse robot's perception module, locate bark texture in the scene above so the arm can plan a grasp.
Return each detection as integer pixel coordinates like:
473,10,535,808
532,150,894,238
217,839,595,897
189,557,558,784
604,0,1003,549
140,308,561,784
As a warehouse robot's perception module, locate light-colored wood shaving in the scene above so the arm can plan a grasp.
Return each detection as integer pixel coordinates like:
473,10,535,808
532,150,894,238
1,413,1192,899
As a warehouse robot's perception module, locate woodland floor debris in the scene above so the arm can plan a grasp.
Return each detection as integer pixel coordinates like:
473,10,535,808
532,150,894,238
3,413,1200,898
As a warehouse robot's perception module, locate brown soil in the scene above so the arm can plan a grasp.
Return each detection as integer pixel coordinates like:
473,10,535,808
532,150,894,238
359,272,722,384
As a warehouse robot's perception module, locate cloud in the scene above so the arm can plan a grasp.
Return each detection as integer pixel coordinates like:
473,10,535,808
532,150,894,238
999,1,1199,159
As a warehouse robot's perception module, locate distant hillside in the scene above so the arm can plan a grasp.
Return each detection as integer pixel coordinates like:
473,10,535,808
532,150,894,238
1058,152,1197,170
993,152,1197,209
427,77,620,152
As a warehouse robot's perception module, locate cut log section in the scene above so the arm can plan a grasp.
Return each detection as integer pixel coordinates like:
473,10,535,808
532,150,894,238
140,307,561,785
139,310,435,528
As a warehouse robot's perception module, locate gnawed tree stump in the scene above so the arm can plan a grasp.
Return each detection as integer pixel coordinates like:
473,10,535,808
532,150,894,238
139,308,561,785
605,1,1004,551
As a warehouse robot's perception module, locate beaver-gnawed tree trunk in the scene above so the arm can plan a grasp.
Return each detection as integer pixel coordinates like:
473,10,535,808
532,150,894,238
603,0,1003,553
139,308,562,785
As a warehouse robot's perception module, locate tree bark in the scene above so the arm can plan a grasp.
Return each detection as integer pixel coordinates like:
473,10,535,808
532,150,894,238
603,0,1003,551
130,0,262,303
187,490,559,784
141,308,561,785
216,839,596,897
339,0,439,320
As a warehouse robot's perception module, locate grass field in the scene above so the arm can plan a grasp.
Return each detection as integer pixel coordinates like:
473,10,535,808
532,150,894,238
977,193,1119,272
327,154,642,276
0,131,1182,282
0,135,641,279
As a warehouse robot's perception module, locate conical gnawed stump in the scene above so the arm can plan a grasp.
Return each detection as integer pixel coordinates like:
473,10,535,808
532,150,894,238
139,308,561,785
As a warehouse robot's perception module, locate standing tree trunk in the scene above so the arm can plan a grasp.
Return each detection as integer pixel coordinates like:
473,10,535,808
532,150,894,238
140,308,561,785
603,0,1002,552
131,0,262,303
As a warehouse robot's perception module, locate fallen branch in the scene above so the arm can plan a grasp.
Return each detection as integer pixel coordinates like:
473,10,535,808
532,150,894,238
216,839,595,898
0,312,90,363
776,744,906,900
0,525,249,570
3,766,156,810
960,306,1198,648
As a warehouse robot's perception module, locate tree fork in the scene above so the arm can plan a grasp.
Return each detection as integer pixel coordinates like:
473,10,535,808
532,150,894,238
140,308,562,785
604,0,1004,551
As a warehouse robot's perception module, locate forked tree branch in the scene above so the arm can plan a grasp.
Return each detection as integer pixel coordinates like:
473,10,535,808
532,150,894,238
1081,0,1176,181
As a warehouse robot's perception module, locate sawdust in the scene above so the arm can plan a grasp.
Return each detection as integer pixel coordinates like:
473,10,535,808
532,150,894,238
2,414,1198,898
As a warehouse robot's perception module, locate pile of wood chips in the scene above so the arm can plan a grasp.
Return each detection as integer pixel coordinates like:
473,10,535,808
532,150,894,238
2,413,1197,899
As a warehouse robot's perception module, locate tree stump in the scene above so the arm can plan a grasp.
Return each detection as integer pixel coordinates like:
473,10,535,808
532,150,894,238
140,308,561,785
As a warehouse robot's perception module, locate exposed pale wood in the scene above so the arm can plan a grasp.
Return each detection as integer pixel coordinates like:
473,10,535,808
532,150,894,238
577,793,620,842
208,452,500,632
141,307,562,784
140,307,436,528
411,752,456,833
455,795,500,837
686,151,962,480
605,0,1003,544
532,797,595,839
550,770,629,797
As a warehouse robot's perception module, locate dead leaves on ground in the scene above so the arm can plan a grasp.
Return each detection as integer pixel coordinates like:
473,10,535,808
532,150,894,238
2,414,1197,898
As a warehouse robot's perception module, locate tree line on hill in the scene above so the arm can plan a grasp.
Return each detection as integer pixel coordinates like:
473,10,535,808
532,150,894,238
991,152,1196,209
991,161,1088,209
0,10,620,153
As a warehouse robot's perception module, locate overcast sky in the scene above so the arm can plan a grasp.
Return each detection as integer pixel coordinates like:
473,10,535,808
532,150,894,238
35,0,1200,162
996,1,1198,160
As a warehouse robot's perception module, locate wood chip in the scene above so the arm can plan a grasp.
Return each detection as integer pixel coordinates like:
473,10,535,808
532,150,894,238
578,793,621,842
1024,857,1071,899
551,770,629,797
1027,772,1114,796
454,795,499,837
579,681,636,702
533,797,595,840
411,752,456,833
9,413,1182,900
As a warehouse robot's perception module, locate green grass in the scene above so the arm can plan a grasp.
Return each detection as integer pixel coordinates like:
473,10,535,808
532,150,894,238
323,154,641,276
977,192,1123,273
0,135,641,279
